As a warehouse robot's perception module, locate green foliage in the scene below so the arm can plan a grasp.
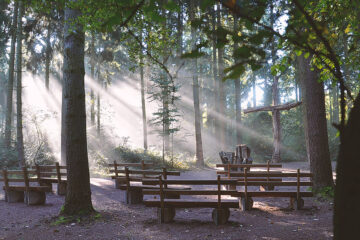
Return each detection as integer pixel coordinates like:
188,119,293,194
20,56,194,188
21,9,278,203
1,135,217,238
316,186,335,200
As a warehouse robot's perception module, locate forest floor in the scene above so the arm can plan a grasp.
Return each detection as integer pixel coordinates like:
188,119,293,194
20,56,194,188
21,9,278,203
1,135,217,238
0,162,335,240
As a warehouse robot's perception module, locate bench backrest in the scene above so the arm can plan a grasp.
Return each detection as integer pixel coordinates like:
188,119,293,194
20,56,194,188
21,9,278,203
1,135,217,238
32,163,67,183
238,168,312,199
1,168,39,190
109,160,154,178
144,175,237,208
112,165,181,188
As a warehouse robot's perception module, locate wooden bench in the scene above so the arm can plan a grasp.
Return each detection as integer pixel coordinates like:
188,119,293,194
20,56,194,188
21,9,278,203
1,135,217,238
32,163,67,195
109,161,184,204
232,169,313,210
109,160,154,189
216,161,283,190
0,167,51,205
142,176,239,225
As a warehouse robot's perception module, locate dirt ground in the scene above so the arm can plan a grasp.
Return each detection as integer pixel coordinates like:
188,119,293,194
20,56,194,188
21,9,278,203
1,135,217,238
0,162,335,240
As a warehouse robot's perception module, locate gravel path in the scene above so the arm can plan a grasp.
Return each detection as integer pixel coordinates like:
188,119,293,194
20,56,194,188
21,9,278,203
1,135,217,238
0,162,334,240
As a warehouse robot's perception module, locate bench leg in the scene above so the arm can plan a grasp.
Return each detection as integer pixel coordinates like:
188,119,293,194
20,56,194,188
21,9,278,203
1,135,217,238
5,190,24,203
39,182,53,192
25,191,46,205
157,207,175,223
115,179,123,189
164,192,180,199
125,189,143,204
57,182,67,196
290,197,304,210
212,208,230,225
239,197,253,211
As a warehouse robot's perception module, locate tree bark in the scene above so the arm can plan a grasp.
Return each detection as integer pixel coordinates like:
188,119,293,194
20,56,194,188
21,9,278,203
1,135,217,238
298,54,334,191
334,92,360,239
90,32,95,126
190,0,204,167
270,4,281,163
16,0,24,167
4,1,18,148
45,18,51,90
217,4,225,150
244,101,302,114
62,2,94,215
252,75,256,107
96,62,101,136
211,7,218,135
233,14,242,145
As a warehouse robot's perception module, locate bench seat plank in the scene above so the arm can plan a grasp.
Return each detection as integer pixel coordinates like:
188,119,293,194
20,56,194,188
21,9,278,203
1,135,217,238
144,199,239,208
143,189,238,195
3,185,52,192
237,191,313,198
236,181,313,186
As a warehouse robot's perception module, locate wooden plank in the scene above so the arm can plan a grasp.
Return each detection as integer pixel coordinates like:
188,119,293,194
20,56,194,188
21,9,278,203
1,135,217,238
6,178,38,183
142,179,238,185
144,199,239,208
111,176,159,181
2,185,52,192
6,169,37,175
143,189,238,196
217,170,282,175
238,191,313,198
223,178,282,182
108,162,154,167
216,163,282,168
31,165,66,170
110,169,180,176
236,181,313,186
217,172,312,178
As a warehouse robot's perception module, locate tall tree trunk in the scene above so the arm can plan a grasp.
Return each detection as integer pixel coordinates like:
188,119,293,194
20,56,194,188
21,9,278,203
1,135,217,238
96,61,101,135
211,7,218,135
90,32,95,126
270,5,281,163
298,54,334,191
45,19,51,90
252,75,256,107
190,0,204,167
62,3,94,215
16,0,24,167
271,76,281,163
217,5,225,150
176,3,183,57
233,14,242,145
334,92,360,239
140,56,147,152
333,83,339,124
4,1,18,148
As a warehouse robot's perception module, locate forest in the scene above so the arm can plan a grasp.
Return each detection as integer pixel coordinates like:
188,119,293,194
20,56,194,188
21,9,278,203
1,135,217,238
0,0,359,239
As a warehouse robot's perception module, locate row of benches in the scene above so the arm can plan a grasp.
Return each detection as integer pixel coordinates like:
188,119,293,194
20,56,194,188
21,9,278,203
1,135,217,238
108,161,314,225
0,163,67,205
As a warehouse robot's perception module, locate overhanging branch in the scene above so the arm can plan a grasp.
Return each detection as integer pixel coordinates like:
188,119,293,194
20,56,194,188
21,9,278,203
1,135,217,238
244,101,302,114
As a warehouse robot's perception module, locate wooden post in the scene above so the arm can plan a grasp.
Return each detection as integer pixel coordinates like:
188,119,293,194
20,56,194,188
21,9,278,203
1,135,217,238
3,169,9,192
125,167,130,204
141,160,146,178
217,175,221,209
159,175,164,223
244,167,248,201
56,162,61,183
227,163,230,179
162,168,168,189
35,164,41,182
114,160,118,177
297,169,300,200
267,160,270,183
23,167,29,193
